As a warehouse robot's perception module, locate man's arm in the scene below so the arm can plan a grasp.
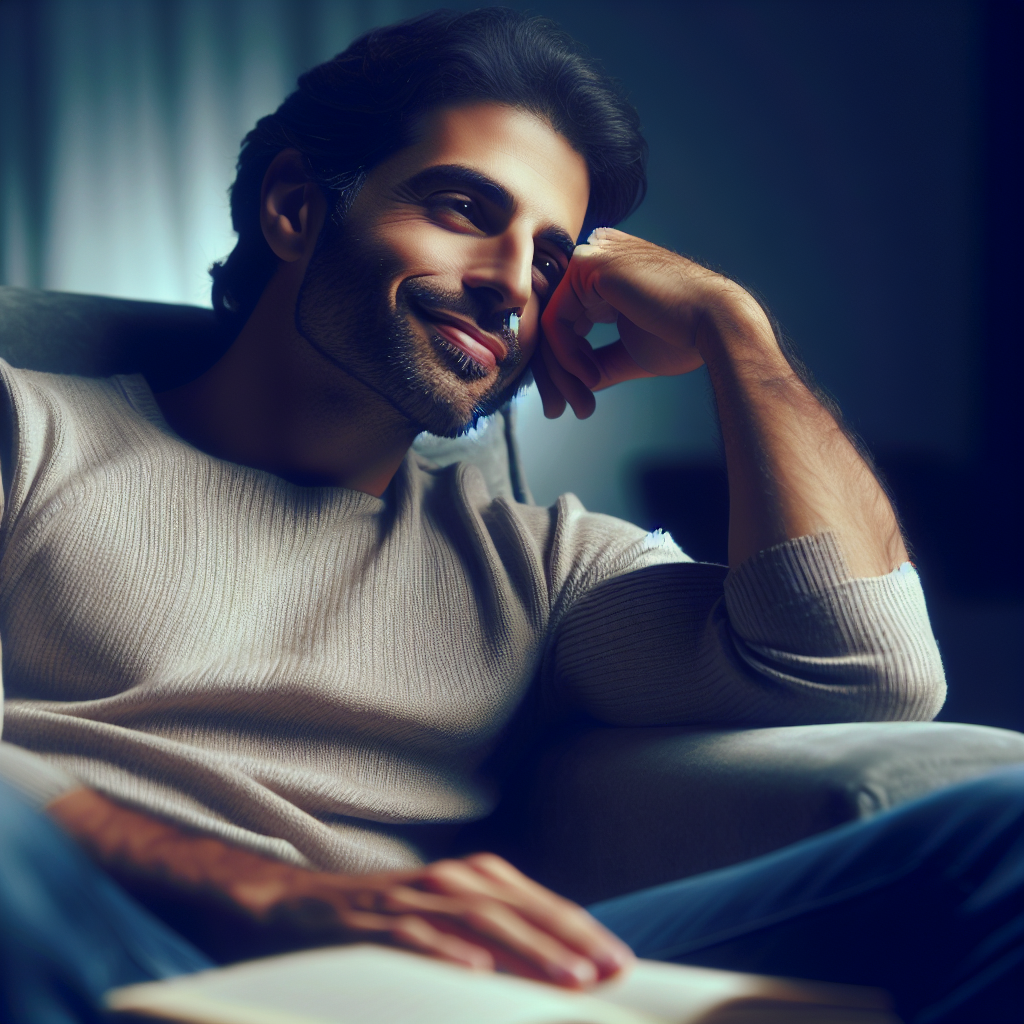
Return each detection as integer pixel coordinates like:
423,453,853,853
46,787,632,987
535,228,906,578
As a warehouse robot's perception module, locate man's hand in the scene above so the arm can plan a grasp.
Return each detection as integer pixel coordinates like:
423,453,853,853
48,788,632,989
533,227,759,420
235,851,632,987
532,227,908,577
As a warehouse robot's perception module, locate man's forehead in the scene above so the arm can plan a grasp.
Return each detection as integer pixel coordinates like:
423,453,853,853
401,102,590,236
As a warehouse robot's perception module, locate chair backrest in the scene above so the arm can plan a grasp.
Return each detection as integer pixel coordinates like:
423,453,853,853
0,286,532,503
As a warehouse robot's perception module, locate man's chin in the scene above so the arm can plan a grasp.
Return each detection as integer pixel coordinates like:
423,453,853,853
402,365,526,438
394,337,519,436
399,381,501,439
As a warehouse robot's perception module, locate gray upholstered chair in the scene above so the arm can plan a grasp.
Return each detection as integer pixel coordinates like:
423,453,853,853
2,284,1023,905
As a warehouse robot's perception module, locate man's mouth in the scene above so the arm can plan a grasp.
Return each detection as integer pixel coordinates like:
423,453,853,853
411,304,507,371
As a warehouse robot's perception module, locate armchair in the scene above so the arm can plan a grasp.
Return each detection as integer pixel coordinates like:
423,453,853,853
2,284,1022,905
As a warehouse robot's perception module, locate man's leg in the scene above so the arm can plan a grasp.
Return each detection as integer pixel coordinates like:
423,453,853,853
588,767,1024,1024
0,780,213,1024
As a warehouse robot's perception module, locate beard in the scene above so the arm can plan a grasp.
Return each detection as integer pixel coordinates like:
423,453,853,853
294,218,525,438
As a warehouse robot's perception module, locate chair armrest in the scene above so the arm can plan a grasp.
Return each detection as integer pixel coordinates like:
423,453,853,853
497,721,1024,904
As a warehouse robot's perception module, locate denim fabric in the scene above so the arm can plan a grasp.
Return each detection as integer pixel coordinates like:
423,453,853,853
2,770,1021,1023
590,766,1024,1024
0,781,212,1024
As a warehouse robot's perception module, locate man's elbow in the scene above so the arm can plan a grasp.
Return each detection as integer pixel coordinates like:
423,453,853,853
810,642,948,725
734,636,949,726
866,645,947,723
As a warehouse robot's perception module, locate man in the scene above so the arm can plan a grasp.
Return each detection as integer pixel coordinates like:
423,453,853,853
0,9,1019,1023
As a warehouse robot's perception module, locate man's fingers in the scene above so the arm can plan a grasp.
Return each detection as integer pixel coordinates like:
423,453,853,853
382,881,600,987
540,342,596,420
295,857,633,989
444,899,599,987
336,906,495,971
529,348,567,419
388,914,495,971
461,854,635,977
541,307,601,389
589,340,658,392
412,856,633,980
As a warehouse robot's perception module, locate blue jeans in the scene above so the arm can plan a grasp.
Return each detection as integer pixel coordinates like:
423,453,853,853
1,769,1021,1024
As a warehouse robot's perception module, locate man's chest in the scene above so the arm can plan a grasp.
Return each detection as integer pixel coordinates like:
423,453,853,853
0,455,546,740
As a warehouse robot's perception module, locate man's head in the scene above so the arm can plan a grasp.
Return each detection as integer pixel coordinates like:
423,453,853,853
211,8,647,436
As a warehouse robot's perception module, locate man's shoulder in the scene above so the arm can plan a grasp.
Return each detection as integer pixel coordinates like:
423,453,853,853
0,359,158,497
407,454,692,619
0,358,136,420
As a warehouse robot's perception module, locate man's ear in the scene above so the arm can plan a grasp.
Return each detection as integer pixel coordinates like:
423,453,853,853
260,149,326,263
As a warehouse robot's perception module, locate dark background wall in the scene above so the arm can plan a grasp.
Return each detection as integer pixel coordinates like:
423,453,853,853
1,0,1020,729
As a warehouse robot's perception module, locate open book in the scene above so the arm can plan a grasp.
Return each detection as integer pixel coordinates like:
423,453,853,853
106,943,901,1024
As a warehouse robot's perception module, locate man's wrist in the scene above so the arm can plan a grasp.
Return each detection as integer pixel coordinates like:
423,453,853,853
694,285,784,373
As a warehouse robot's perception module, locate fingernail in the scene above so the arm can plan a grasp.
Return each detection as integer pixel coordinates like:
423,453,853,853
547,959,598,986
595,952,629,974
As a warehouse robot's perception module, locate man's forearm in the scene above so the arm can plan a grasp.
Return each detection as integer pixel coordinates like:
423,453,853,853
47,788,300,912
47,787,366,962
539,229,907,578
698,293,907,577
46,788,631,985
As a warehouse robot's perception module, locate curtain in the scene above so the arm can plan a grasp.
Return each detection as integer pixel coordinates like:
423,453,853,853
0,0,409,306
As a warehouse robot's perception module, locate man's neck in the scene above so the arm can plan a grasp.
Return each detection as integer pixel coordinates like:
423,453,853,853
154,273,420,496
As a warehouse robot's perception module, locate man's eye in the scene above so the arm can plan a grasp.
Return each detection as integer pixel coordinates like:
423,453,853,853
532,254,564,295
428,194,480,226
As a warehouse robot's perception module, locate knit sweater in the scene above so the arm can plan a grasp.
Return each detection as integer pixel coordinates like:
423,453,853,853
0,361,946,872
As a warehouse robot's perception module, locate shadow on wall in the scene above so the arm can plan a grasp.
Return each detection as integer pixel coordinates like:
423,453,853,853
634,2,1023,733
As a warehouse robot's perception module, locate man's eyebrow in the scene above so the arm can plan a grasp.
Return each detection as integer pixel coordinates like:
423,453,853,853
405,165,514,212
539,227,577,263
404,164,577,262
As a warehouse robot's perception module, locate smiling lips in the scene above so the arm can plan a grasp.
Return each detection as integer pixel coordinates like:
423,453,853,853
415,308,508,370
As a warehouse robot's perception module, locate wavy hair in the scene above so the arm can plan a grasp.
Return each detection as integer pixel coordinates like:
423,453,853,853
209,7,647,333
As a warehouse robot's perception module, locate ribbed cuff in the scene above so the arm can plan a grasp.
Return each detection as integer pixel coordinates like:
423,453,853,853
724,532,925,654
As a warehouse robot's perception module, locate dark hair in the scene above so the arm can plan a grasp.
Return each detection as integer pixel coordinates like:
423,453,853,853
210,7,647,332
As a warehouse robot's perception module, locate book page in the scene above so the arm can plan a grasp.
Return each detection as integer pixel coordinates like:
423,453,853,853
596,961,899,1024
106,945,656,1024
107,944,898,1024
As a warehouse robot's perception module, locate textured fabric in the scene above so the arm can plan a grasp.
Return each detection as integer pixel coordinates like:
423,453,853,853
591,766,1024,1024
552,550,944,725
0,361,945,873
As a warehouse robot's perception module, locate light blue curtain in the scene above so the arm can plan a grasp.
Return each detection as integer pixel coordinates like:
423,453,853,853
0,0,408,307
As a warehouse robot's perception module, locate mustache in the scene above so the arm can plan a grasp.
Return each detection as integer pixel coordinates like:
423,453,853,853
399,278,520,364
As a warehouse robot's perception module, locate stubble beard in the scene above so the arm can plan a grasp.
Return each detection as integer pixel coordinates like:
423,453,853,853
295,220,525,438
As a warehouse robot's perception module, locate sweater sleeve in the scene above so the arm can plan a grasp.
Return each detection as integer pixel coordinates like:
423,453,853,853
550,531,946,726
0,364,82,808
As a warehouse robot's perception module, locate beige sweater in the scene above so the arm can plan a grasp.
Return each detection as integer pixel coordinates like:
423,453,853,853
0,362,945,872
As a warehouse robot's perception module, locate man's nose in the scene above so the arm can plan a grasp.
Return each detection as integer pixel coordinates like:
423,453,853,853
461,230,534,313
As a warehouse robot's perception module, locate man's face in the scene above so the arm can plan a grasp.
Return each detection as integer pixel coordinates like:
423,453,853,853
295,102,590,437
